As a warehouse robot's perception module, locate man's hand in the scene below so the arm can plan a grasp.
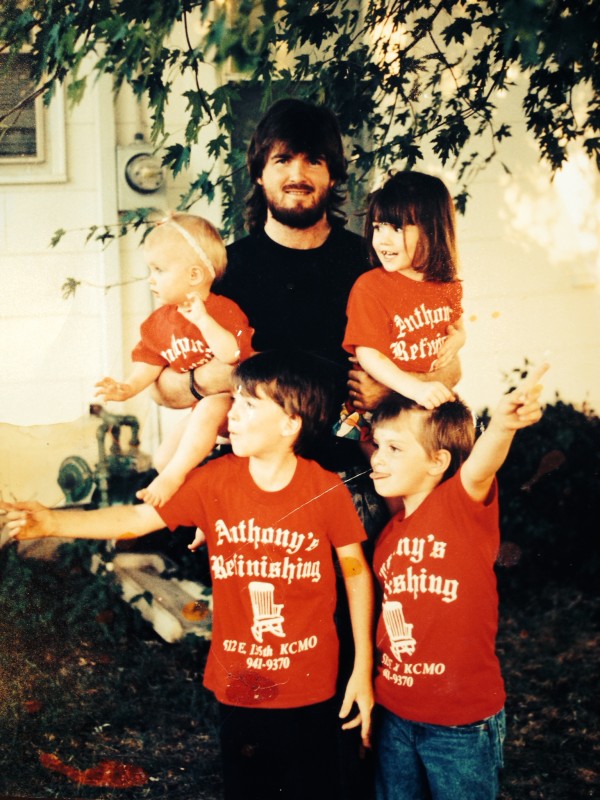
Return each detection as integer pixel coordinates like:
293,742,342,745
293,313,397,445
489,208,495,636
430,324,465,372
347,359,392,411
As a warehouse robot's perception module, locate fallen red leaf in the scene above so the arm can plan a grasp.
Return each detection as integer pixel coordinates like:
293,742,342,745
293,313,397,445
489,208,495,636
40,752,148,787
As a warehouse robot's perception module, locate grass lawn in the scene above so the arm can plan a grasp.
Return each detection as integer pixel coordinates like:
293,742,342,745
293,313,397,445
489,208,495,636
0,542,598,799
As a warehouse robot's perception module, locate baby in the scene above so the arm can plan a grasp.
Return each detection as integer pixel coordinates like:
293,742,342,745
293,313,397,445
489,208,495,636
95,213,254,506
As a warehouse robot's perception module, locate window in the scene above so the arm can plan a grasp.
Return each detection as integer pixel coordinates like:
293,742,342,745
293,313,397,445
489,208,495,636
0,54,43,161
0,53,66,183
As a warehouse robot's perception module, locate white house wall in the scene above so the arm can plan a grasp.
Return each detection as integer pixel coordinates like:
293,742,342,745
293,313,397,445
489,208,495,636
454,87,599,413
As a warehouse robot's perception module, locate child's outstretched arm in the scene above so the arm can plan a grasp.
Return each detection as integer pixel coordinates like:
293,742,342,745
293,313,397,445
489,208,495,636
356,346,455,410
96,362,163,402
461,363,549,502
179,293,241,365
1,500,165,542
430,317,466,371
335,542,375,748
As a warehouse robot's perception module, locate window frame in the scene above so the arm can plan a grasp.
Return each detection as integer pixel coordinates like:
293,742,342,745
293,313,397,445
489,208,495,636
0,53,66,185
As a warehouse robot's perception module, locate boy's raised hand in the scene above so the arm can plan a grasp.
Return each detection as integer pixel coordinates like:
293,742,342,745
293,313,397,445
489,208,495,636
461,363,548,502
490,363,549,433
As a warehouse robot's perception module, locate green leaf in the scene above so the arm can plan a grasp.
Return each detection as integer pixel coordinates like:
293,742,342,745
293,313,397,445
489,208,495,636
61,278,81,299
163,144,191,176
207,133,229,159
2,0,596,234
50,228,67,248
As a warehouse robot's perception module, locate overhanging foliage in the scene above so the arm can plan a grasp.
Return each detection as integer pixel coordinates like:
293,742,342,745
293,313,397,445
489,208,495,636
1,0,598,235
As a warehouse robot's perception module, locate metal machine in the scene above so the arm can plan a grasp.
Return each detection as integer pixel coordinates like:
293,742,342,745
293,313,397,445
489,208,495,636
57,404,154,508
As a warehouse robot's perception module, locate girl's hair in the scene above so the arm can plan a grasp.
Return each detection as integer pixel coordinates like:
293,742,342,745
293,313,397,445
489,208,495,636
245,98,348,233
147,213,228,280
365,171,459,282
232,350,335,457
372,393,475,482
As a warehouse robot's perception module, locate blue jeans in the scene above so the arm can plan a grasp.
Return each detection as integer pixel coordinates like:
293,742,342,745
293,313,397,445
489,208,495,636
374,706,505,800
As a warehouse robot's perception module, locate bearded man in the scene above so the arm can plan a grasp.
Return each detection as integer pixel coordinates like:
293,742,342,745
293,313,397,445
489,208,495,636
155,98,388,469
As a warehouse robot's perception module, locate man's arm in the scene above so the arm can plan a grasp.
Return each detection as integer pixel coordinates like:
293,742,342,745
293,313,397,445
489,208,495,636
336,542,375,747
1,500,165,542
461,363,548,503
151,359,235,408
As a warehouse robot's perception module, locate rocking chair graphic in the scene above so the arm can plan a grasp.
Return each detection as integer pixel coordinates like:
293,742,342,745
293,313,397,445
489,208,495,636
249,581,286,643
383,600,417,661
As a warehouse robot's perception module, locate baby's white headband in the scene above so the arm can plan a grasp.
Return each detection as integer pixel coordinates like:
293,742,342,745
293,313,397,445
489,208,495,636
159,215,216,279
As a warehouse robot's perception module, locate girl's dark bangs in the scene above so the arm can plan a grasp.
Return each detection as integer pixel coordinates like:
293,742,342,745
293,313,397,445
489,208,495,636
371,190,413,226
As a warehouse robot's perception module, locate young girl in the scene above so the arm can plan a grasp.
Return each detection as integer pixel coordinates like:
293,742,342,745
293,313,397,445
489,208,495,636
334,171,465,441
95,212,254,506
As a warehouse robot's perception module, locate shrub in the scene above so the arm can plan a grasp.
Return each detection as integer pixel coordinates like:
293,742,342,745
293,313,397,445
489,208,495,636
485,395,599,594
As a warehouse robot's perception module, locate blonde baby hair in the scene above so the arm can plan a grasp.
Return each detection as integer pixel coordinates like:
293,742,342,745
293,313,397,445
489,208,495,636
151,212,227,281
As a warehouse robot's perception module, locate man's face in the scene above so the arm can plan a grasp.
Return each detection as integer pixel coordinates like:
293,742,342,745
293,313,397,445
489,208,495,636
258,144,335,229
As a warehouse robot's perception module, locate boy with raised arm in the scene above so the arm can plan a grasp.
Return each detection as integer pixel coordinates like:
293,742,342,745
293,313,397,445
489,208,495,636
368,364,548,800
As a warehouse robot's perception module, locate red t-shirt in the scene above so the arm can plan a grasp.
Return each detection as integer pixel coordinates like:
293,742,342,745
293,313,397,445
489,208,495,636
131,294,254,372
158,454,367,709
372,470,506,725
343,270,463,373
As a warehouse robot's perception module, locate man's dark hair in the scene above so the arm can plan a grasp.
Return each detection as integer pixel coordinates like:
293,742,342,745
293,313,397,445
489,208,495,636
232,350,336,456
372,393,475,482
245,98,348,233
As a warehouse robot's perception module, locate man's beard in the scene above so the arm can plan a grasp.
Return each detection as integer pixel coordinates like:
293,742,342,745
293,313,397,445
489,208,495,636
266,190,330,230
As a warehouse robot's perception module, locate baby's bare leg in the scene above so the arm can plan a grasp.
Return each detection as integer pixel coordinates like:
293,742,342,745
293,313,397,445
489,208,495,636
153,412,191,472
138,393,232,507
